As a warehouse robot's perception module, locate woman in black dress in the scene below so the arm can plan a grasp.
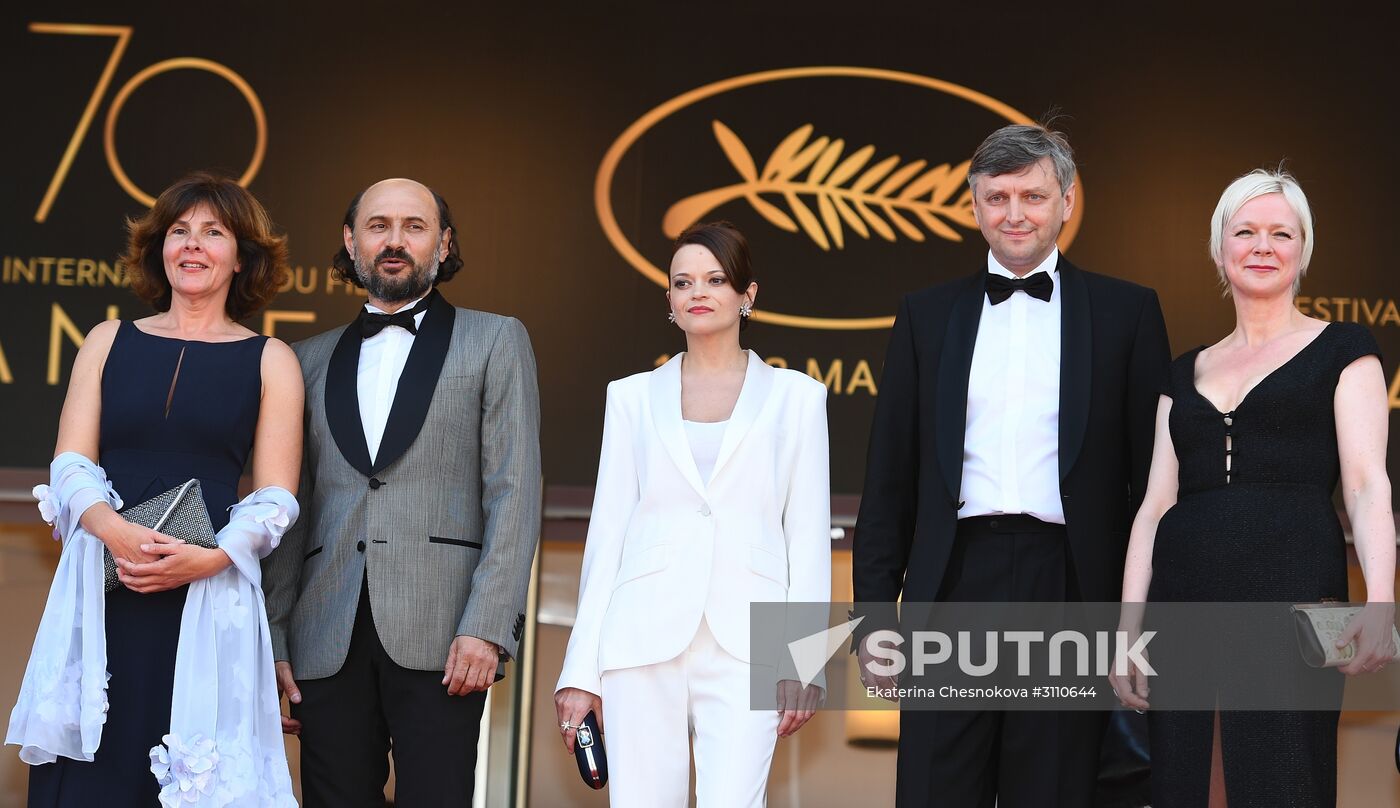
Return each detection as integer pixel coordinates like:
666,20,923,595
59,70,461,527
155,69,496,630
9,172,304,806
1110,169,1396,807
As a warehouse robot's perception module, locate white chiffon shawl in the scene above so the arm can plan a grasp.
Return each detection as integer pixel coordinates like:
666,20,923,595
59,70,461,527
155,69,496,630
7,453,300,807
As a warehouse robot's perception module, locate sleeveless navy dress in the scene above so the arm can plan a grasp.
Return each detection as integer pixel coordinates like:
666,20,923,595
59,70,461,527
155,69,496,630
28,321,266,807
1147,322,1381,808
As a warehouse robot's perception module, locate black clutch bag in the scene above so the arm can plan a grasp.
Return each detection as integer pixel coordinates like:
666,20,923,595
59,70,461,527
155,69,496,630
573,710,607,789
107,479,217,591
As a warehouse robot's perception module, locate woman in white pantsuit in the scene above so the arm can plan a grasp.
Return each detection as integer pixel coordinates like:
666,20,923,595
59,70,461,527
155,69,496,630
556,221,831,806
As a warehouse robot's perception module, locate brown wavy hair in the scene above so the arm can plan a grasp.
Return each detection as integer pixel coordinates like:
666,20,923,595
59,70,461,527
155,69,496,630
121,171,289,320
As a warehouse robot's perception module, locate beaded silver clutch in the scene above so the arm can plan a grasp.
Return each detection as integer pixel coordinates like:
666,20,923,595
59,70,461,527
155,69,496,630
106,479,217,592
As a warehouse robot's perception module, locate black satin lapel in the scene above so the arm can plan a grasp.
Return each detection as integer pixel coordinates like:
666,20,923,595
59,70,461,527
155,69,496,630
1058,258,1092,480
325,322,373,477
935,273,985,506
372,291,455,475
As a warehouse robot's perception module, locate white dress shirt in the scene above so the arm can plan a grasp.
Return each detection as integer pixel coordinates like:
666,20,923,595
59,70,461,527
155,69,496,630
358,294,428,463
959,250,1065,524
683,419,728,485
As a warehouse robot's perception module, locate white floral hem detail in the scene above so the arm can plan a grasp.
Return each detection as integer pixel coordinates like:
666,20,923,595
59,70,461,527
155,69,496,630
150,733,219,805
149,733,297,808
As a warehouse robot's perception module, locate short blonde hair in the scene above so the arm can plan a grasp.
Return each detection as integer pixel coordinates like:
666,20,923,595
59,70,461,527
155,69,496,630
1208,168,1314,295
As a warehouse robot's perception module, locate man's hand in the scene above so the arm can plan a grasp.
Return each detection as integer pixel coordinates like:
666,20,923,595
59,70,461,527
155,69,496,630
443,635,499,695
858,634,901,702
275,661,302,735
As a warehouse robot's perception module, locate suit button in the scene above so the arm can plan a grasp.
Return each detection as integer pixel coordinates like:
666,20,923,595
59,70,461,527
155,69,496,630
356,540,366,552
369,478,383,490
699,504,712,517
989,520,999,529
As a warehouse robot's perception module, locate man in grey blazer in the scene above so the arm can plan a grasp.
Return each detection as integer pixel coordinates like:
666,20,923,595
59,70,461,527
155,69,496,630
262,178,542,806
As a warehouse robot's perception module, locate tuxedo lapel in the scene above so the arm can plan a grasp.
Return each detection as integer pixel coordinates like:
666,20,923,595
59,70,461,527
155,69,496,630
649,355,707,498
324,321,373,477
709,351,774,483
1057,257,1092,480
935,272,986,506
372,291,455,475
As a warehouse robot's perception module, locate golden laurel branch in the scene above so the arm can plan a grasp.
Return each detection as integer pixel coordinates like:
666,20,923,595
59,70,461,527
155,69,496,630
662,120,977,250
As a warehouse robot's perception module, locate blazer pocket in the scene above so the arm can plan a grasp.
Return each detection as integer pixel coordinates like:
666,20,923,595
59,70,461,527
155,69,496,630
303,546,323,560
748,545,789,587
429,536,483,549
437,374,479,391
615,544,669,586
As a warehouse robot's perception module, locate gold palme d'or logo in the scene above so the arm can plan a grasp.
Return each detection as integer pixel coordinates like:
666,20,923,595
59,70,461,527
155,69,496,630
663,121,976,251
597,67,1083,330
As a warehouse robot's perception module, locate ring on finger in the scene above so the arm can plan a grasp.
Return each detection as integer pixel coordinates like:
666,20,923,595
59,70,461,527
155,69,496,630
560,721,574,731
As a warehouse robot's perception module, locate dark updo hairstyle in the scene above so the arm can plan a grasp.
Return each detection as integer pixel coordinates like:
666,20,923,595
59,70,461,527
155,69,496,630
122,171,289,321
330,183,464,288
672,220,755,330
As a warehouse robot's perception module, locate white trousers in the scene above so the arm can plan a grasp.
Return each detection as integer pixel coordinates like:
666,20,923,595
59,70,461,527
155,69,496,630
600,618,780,808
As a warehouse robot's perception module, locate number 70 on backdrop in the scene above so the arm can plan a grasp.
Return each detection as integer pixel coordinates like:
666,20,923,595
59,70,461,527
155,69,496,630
27,22,266,222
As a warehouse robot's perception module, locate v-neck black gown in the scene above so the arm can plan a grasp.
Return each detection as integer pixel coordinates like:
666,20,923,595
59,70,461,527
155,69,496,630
1146,321,1381,808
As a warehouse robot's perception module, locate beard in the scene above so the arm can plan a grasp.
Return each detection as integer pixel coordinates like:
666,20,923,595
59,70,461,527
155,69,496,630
354,245,440,303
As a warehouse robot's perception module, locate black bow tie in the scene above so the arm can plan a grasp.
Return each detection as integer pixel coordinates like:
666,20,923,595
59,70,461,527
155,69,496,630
358,293,434,338
985,271,1053,304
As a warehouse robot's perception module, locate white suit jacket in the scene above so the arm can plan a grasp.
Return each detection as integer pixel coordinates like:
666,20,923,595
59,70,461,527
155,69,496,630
556,351,831,697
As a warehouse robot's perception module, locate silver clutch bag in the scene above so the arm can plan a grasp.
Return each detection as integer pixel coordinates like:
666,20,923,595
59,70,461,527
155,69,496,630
107,479,217,592
1292,603,1400,668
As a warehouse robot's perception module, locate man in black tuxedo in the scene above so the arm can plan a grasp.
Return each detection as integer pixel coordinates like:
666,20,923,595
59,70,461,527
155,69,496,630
852,123,1169,807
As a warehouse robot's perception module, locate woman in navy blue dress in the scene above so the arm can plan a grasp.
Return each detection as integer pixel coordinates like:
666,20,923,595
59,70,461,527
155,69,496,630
13,172,304,806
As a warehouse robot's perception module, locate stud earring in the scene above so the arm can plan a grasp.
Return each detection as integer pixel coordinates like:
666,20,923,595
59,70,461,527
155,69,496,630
667,311,676,323
739,302,752,318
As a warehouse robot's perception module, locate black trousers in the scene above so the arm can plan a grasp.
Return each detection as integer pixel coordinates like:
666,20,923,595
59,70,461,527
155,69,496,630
293,579,488,808
896,516,1105,808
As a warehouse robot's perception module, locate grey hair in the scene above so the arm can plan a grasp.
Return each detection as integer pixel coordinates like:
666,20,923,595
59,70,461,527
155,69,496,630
1208,168,1314,297
968,124,1076,194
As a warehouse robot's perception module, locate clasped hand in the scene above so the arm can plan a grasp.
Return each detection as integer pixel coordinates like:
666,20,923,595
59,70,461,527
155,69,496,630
111,524,231,593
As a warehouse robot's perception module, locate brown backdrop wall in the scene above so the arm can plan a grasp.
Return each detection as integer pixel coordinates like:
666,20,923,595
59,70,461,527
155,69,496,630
2,3,1396,498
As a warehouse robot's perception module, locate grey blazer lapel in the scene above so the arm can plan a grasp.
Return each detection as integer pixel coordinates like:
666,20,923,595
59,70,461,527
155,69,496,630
649,355,707,497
